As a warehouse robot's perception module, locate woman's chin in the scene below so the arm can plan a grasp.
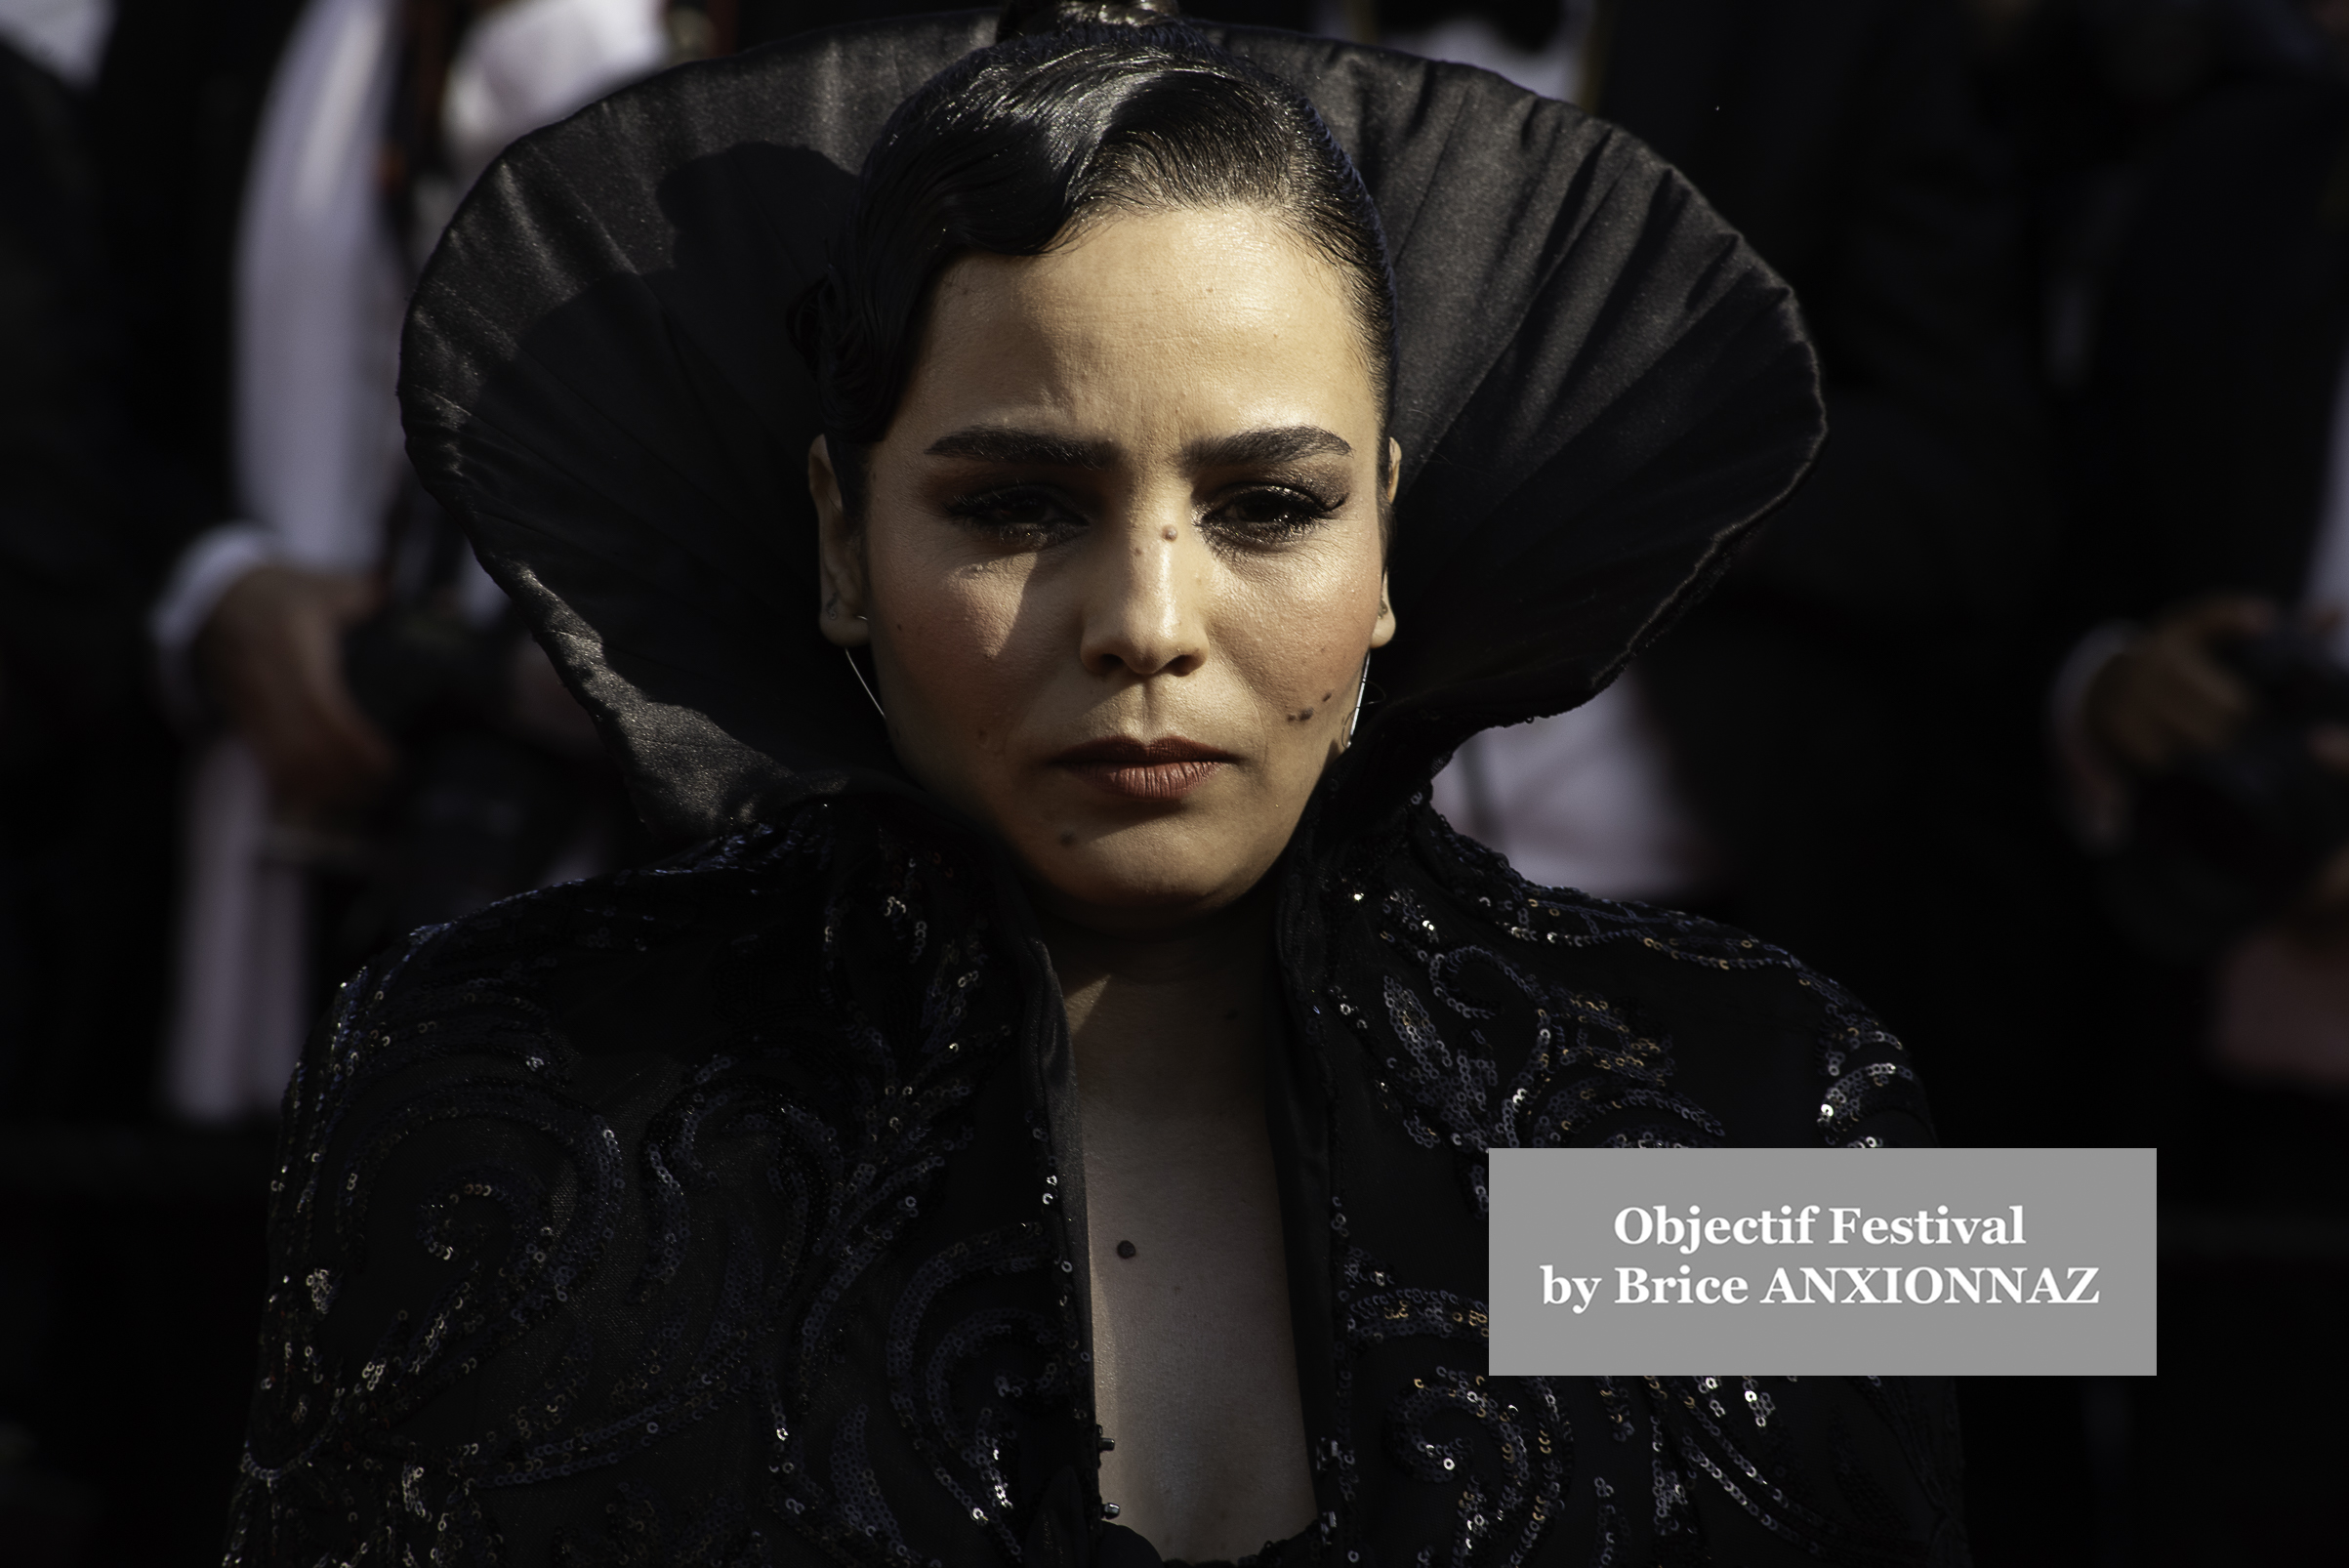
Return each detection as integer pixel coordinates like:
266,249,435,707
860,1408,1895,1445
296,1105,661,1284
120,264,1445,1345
1008,815,1284,934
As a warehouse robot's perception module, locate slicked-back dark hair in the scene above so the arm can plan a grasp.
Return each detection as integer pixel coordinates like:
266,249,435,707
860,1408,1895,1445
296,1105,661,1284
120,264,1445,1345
792,1,1398,519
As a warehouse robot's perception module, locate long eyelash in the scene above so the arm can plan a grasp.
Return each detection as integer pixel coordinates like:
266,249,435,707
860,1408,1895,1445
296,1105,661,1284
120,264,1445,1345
1204,487,1345,546
941,484,1056,520
940,486,1085,545
940,484,1341,548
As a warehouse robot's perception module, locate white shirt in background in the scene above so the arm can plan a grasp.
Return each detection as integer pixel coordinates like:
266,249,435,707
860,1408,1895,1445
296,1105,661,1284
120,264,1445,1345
2297,344,2349,665
1430,675,1717,902
1373,0,1595,104
0,0,112,85
159,0,668,1123
1383,0,1718,906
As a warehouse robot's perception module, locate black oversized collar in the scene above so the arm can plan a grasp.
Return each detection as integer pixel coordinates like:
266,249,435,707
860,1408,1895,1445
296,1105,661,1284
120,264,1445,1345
397,13,1822,846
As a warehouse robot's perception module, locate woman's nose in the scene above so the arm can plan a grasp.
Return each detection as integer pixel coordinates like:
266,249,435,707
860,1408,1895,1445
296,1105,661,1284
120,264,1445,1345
1077,501,1208,680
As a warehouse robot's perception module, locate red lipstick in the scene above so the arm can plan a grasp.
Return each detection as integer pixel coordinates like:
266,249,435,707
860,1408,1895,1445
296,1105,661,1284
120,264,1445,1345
1051,736,1234,801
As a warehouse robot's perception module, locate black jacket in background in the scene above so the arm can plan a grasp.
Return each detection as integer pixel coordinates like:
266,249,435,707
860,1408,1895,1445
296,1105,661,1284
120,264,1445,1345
0,40,163,721
1594,0,2058,1142
1601,0,2044,634
2073,77,2349,616
88,0,307,522
0,39,194,1115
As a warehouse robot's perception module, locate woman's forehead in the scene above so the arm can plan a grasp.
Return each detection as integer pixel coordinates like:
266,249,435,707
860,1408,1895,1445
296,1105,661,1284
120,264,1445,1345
904,207,1381,447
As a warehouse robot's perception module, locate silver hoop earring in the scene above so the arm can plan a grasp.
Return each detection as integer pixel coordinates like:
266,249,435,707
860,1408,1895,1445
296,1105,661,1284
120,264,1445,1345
1345,653,1373,746
845,646,886,722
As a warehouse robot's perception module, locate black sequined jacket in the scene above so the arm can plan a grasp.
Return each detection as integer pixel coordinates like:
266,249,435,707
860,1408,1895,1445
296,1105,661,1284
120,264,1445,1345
221,13,1976,1565
225,786,1964,1567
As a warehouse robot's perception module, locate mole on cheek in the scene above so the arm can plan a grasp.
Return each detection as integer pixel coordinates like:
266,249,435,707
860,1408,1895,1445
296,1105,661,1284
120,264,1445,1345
1058,829,1077,846
1288,706,1316,722
1161,525,1177,541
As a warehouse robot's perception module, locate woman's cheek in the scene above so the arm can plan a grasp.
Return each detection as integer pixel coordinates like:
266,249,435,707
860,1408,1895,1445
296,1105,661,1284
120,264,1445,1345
1232,562,1381,735
886,566,1038,778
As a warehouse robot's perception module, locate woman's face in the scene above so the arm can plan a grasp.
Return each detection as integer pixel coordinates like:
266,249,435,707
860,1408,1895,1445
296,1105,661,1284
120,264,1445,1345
811,204,1397,934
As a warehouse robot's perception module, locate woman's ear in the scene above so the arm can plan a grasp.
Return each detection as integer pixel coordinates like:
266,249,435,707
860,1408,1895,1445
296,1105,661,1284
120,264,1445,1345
1371,438,1399,649
810,435,872,648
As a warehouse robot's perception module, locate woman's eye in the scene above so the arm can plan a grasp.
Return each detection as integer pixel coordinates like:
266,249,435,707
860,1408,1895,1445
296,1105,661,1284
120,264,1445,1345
1207,487,1339,545
943,487,1083,545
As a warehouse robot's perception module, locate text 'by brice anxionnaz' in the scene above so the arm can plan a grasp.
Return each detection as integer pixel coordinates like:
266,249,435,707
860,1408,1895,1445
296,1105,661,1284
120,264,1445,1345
1537,1204,2105,1314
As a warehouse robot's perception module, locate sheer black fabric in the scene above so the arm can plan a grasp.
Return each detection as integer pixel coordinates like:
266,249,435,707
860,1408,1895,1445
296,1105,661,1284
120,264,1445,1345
225,15,1969,1565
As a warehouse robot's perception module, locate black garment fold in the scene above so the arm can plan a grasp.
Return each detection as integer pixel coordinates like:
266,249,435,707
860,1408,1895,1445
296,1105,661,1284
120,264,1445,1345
397,14,1823,841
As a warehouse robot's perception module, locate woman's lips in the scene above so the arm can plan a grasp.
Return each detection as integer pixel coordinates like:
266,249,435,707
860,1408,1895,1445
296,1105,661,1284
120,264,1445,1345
1051,736,1236,802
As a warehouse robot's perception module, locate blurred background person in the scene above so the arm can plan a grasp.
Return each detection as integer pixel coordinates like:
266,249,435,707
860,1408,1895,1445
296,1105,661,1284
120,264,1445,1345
98,0,679,1132
1983,0,2334,406
2025,0,2349,1557
2,3,701,1558
0,0,187,1124
2029,0,2349,1120
1,5,247,1557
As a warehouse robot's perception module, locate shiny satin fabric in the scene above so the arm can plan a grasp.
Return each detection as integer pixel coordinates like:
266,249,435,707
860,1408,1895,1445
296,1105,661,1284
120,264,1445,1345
397,11,1822,844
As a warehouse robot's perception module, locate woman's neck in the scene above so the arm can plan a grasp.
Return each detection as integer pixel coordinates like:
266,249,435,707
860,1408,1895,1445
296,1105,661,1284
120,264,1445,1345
1042,886,1278,1116
1044,883,1319,1555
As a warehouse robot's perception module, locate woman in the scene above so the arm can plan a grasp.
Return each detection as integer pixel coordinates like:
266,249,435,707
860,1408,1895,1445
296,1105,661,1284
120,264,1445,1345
227,5,1963,1563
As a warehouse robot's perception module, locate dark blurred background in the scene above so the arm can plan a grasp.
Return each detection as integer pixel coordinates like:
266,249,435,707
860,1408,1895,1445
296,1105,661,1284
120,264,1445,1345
2,0,2343,1560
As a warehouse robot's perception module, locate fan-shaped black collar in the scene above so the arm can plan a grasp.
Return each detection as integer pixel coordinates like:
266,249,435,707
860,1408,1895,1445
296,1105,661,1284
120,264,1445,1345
399,12,1822,844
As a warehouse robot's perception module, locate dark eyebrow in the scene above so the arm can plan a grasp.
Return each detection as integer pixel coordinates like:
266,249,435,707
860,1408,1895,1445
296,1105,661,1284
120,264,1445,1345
925,424,1355,472
924,428,1119,469
1184,426,1353,468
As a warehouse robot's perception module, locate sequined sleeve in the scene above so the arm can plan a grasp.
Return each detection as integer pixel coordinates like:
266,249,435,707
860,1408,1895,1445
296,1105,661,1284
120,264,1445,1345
223,920,586,1564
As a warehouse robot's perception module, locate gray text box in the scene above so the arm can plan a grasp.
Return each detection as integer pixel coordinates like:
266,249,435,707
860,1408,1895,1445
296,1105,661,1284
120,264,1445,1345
1489,1148,2156,1375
